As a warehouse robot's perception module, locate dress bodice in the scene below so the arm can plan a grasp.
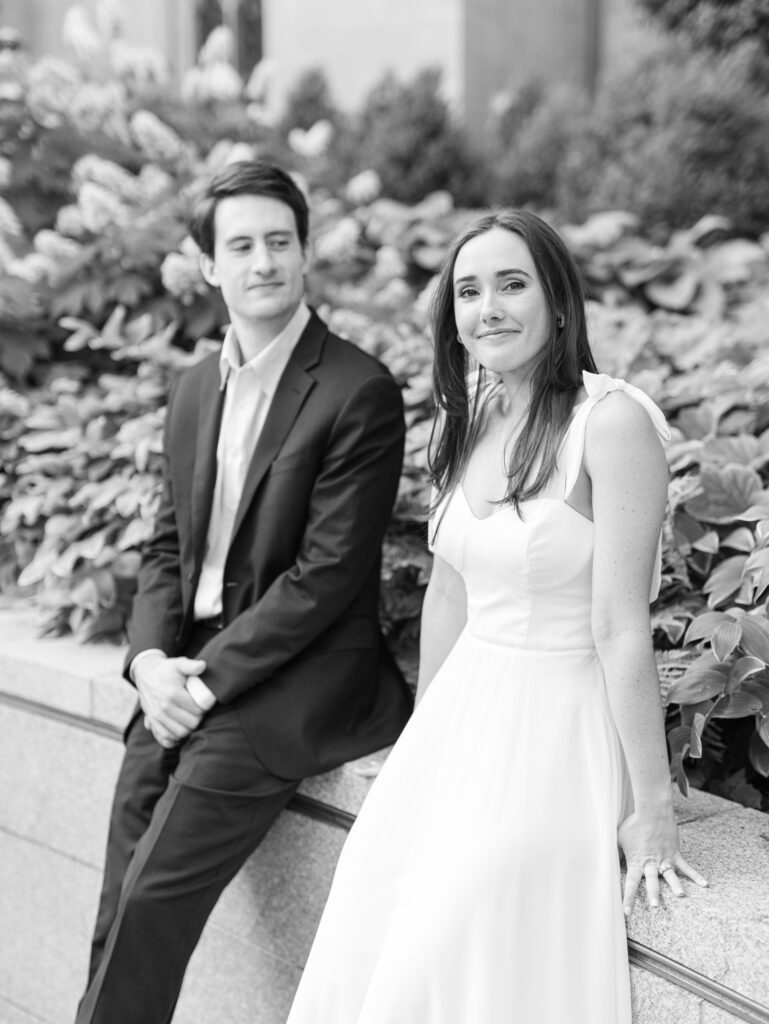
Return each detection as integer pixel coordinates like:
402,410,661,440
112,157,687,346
428,372,670,651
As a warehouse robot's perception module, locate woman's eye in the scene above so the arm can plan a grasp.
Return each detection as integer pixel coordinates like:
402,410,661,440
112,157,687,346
456,286,478,299
502,279,524,291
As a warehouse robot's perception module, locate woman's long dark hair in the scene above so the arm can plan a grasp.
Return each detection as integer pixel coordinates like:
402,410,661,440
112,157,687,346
428,209,598,516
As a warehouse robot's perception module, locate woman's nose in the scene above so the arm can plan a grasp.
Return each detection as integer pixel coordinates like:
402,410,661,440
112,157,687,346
480,297,503,323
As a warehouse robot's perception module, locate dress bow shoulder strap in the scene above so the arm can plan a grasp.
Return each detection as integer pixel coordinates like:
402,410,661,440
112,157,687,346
562,371,671,498
560,371,671,602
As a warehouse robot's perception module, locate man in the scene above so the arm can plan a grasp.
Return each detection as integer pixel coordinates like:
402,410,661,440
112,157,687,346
76,161,413,1023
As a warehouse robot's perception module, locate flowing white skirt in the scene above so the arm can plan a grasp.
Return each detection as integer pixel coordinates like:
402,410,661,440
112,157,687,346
287,631,632,1024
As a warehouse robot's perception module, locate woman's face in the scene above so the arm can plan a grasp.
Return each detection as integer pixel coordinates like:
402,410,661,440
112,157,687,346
452,227,551,381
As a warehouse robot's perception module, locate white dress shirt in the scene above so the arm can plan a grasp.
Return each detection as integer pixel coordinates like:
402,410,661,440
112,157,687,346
132,301,311,711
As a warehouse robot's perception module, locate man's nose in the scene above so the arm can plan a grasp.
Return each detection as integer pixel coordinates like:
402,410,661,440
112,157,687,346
251,243,276,274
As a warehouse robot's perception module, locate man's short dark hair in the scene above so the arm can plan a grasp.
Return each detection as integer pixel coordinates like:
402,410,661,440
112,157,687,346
189,161,310,256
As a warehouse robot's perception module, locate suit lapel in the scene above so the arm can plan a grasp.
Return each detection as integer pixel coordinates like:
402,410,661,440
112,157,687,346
191,360,226,564
228,312,326,546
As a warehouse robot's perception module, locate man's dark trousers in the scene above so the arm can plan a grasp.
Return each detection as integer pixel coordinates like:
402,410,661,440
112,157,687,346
78,626,301,1024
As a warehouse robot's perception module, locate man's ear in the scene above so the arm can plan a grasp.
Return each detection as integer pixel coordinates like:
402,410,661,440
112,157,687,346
199,253,218,287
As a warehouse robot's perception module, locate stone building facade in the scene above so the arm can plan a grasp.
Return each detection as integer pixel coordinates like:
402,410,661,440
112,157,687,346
1,0,660,134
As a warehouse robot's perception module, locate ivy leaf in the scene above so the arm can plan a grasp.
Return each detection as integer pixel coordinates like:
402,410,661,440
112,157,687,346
711,691,763,718
748,730,769,778
684,465,762,524
711,619,742,662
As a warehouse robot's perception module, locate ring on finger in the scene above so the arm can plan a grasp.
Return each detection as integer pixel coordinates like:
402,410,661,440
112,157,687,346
658,861,673,875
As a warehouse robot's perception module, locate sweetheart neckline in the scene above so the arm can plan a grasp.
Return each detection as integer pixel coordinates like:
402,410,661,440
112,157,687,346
457,485,594,527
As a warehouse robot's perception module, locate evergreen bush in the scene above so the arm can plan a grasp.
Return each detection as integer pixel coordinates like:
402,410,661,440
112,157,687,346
490,83,588,210
351,69,487,206
556,43,769,236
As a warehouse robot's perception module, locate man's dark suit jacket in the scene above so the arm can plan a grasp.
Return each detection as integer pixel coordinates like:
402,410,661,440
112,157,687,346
124,309,413,779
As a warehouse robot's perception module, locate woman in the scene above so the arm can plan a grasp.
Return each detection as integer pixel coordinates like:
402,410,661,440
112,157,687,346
286,210,707,1023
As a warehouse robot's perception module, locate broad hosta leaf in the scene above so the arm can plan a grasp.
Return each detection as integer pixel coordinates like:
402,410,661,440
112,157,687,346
17,543,59,587
738,505,769,522
701,435,760,468
703,555,748,608
684,610,731,644
691,530,719,554
684,465,762,524
711,619,742,662
727,657,765,693
759,716,769,746
721,526,756,553
18,427,82,453
744,547,769,590
748,730,769,778
73,606,125,643
667,725,691,759
117,517,154,551
667,660,728,706
689,712,707,759
711,691,763,718
70,570,117,612
673,509,709,552
672,753,690,797
742,680,769,712
737,615,769,664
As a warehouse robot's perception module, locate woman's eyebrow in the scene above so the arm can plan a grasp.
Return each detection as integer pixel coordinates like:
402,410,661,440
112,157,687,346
454,268,532,286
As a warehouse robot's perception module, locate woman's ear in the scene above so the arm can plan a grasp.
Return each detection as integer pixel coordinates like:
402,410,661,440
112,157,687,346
199,253,218,287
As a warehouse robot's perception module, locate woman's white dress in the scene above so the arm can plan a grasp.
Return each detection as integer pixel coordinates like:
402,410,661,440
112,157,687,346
286,372,670,1024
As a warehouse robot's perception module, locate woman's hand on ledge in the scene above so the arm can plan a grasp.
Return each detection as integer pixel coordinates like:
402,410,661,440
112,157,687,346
619,808,709,917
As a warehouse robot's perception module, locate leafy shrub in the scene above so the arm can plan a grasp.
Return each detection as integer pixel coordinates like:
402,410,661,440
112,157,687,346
636,0,769,59
351,69,487,207
556,43,769,236
279,67,341,133
2,0,769,795
490,83,589,209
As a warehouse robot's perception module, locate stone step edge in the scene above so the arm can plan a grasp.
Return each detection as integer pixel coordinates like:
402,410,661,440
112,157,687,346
628,941,769,1024
3,686,769,1024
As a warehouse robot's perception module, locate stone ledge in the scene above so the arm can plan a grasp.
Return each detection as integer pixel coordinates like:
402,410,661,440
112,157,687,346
0,602,382,816
1,602,768,1024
